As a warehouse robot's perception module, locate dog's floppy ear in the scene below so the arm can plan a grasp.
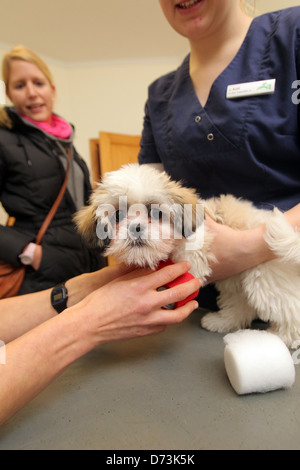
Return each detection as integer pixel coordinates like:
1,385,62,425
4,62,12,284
167,182,204,238
74,203,99,248
74,187,115,251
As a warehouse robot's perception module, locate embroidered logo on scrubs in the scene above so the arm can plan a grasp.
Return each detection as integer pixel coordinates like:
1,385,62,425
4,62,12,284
226,79,276,99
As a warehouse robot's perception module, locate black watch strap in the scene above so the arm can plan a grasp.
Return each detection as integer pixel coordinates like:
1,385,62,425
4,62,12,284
51,283,68,313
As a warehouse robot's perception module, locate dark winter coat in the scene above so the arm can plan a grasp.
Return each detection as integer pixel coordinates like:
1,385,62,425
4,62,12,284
0,107,103,295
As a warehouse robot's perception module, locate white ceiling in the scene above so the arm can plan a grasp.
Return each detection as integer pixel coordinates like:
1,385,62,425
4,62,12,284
0,0,189,64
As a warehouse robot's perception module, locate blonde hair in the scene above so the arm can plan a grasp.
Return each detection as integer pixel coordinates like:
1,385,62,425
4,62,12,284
240,0,256,16
2,45,54,91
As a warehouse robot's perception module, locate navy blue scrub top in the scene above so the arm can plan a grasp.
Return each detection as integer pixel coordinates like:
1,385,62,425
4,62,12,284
139,7,300,212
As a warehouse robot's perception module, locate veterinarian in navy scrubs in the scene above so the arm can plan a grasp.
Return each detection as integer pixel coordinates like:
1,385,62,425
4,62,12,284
139,0,300,309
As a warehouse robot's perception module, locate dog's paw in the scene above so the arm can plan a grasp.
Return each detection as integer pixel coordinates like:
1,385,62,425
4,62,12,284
201,312,235,333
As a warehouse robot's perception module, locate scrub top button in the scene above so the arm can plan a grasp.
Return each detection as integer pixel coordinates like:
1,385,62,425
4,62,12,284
207,133,214,141
195,115,201,123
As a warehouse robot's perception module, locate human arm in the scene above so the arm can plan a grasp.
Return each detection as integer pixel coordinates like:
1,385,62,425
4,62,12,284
0,261,200,425
0,263,134,343
205,202,300,282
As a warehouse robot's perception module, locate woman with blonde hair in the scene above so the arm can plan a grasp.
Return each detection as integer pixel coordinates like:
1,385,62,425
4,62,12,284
139,0,300,310
0,45,104,296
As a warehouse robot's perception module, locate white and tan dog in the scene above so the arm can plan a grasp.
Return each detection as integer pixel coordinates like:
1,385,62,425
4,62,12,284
75,163,300,349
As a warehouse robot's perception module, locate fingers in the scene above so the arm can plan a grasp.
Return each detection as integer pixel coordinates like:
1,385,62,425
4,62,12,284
115,261,201,314
109,260,193,288
156,275,200,312
140,298,199,329
102,261,201,327
162,299,199,323
117,296,198,341
146,261,194,290
84,262,200,346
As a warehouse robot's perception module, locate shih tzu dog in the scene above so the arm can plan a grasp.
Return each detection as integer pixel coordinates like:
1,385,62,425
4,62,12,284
75,163,300,349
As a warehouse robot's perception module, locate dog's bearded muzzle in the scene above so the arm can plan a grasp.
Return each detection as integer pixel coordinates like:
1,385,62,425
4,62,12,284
95,206,178,268
73,163,204,269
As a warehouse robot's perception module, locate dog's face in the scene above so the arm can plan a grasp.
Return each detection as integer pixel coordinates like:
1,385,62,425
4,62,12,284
75,164,202,269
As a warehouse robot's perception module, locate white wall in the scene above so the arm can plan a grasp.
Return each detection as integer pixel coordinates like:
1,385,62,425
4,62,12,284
64,59,182,166
258,0,300,14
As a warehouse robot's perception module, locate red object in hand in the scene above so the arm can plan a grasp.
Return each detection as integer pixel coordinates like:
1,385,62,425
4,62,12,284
156,259,199,309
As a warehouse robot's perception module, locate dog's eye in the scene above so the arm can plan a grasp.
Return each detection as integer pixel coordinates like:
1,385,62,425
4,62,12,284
115,210,126,223
150,207,163,221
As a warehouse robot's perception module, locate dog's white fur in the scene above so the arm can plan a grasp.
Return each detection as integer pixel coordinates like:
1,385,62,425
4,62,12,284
75,163,300,349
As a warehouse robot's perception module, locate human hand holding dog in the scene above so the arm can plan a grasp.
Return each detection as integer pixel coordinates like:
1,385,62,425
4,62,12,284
70,261,201,345
204,216,275,283
0,261,200,425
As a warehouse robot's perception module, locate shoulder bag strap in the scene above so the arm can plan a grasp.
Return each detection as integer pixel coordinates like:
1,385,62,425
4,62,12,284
35,149,71,245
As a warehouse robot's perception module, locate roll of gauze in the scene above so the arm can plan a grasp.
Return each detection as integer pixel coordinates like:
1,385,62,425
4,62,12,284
224,330,295,395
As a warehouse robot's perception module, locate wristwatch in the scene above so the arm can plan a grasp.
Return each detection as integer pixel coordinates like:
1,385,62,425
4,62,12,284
51,283,68,313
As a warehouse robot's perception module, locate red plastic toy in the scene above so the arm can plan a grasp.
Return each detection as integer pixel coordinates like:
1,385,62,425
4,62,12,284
156,259,199,309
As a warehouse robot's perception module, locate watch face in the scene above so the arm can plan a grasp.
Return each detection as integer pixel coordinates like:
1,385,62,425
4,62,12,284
52,291,64,302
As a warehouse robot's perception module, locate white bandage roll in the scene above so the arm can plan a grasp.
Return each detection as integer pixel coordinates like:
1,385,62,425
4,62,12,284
224,330,295,395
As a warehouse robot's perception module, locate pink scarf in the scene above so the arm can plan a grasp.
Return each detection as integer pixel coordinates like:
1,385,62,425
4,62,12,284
21,113,72,139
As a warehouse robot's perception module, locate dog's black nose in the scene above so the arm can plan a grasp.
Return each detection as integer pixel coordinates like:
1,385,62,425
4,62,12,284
129,222,144,239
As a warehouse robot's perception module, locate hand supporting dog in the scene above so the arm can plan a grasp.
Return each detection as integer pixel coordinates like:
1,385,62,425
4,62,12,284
203,215,275,283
